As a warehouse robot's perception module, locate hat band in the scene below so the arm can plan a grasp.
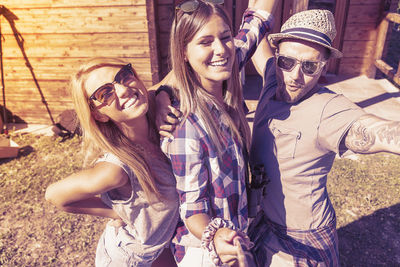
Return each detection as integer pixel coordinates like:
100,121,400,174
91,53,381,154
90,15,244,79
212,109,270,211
281,27,332,47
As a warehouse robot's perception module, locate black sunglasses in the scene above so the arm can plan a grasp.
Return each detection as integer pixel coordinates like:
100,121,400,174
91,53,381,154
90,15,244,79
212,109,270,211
89,63,135,106
276,54,326,76
174,0,224,34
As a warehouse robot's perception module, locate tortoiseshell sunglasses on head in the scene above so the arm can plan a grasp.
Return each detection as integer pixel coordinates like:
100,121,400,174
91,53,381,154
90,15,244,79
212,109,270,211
175,0,224,13
174,0,224,34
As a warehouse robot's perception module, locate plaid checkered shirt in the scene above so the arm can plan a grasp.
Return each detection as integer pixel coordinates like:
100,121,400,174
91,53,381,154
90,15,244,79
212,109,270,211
161,8,274,263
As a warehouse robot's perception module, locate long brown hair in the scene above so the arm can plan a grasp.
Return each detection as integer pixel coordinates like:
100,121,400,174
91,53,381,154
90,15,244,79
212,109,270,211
170,1,251,154
70,58,161,200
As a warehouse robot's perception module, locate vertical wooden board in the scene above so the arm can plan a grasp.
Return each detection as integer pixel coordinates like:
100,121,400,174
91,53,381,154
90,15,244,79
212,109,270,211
0,6,148,34
332,1,349,48
233,0,248,33
327,0,349,74
155,1,173,79
146,0,161,83
368,16,390,78
282,0,294,24
157,5,174,34
273,0,284,33
293,0,309,14
158,32,171,59
373,18,390,61
224,0,234,27
157,32,171,78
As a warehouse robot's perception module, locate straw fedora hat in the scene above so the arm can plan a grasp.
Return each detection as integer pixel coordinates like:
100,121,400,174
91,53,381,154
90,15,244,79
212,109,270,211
268,9,343,58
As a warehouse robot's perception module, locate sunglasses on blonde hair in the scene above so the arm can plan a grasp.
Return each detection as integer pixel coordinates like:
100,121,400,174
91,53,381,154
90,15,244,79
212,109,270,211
275,54,326,77
89,63,135,106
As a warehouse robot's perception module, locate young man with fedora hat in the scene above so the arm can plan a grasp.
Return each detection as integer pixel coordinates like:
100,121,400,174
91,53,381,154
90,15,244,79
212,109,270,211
248,8,400,266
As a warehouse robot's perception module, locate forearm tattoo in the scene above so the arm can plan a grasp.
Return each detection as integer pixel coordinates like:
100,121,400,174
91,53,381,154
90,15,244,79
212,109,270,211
345,120,375,153
345,115,400,153
376,122,400,146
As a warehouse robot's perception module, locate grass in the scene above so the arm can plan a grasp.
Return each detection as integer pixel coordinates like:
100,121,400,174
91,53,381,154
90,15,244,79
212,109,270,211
0,133,106,266
0,132,399,266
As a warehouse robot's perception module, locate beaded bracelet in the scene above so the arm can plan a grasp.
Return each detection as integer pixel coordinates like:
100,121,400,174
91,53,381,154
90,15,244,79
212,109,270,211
201,218,237,266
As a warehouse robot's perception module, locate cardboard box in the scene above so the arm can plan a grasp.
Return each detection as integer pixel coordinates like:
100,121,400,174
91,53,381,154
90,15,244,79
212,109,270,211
0,136,19,158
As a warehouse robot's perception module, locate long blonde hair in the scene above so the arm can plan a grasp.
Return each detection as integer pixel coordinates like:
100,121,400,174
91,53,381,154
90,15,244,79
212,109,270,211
70,58,161,200
170,2,251,154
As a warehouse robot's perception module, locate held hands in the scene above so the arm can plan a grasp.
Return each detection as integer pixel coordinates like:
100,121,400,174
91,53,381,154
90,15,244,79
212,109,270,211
214,228,254,266
233,236,257,267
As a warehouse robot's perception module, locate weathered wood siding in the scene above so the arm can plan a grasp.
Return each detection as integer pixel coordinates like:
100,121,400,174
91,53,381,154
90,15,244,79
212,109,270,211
339,0,397,76
2,0,395,124
0,0,156,124
338,0,379,75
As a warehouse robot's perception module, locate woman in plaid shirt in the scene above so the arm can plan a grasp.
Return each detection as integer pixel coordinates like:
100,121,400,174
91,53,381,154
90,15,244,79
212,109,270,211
155,0,277,266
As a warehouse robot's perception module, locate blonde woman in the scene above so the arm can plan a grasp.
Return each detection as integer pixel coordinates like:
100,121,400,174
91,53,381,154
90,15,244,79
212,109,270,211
155,1,276,266
45,58,179,267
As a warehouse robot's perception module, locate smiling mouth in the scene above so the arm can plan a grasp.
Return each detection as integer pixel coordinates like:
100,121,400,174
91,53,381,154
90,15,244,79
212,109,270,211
209,58,228,67
121,92,138,109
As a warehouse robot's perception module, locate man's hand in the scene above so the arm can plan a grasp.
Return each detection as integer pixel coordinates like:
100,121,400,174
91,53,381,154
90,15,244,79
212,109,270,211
155,91,182,139
233,236,257,267
214,227,240,265
214,228,256,266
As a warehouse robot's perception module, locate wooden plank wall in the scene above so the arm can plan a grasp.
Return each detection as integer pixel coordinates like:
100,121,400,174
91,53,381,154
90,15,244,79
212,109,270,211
338,0,390,76
0,0,154,124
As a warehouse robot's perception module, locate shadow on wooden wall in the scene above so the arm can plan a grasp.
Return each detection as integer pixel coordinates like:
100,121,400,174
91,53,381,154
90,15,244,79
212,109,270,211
0,5,54,133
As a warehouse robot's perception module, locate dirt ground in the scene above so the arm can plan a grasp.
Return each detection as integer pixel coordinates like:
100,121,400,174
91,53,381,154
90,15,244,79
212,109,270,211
0,134,399,266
